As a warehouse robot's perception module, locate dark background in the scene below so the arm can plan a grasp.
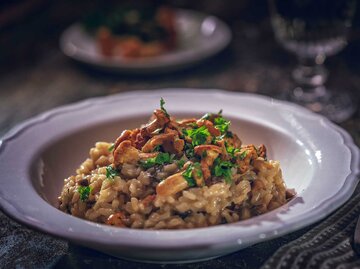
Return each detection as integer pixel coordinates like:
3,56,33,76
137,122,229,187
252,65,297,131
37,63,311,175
1,0,360,73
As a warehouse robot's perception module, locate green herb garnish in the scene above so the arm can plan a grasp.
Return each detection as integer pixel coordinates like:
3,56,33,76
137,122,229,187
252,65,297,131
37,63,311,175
141,152,173,169
183,126,210,146
184,142,195,159
160,97,170,118
108,143,115,152
214,116,230,134
78,186,91,202
177,159,185,168
106,165,120,179
213,158,234,184
193,162,203,179
239,150,248,160
182,164,197,187
226,143,240,158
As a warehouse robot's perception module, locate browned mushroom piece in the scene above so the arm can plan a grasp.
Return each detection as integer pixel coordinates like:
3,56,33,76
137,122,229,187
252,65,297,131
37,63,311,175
235,144,259,173
194,145,222,180
114,130,132,149
257,144,267,159
215,139,229,159
224,133,242,149
113,140,140,166
166,119,182,134
156,172,189,196
106,212,128,227
141,133,174,152
141,109,170,137
177,118,197,127
139,152,158,159
141,133,184,155
196,119,221,137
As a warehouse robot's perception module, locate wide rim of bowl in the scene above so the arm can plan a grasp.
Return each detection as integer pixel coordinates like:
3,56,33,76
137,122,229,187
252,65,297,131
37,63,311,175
0,89,359,251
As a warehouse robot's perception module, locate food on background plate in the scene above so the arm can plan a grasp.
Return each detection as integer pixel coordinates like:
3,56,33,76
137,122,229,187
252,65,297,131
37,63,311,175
58,99,294,229
83,4,176,58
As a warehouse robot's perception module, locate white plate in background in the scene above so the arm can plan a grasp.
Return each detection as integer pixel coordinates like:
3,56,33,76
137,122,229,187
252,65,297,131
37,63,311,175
59,10,232,74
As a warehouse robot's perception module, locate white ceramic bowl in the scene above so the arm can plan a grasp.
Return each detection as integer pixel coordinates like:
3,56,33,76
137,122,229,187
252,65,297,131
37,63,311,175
0,89,359,263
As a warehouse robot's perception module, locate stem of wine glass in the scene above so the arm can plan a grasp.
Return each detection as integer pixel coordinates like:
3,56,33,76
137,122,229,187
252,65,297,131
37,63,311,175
291,55,329,103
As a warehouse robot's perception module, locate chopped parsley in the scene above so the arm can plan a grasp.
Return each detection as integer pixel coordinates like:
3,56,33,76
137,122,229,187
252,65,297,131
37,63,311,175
239,150,248,160
182,163,198,187
160,97,170,118
214,116,230,134
78,186,91,202
140,152,173,169
106,165,120,179
226,144,240,158
177,159,185,168
108,143,115,152
184,142,195,159
183,126,210,146
193,162,203,179
213,158,234,184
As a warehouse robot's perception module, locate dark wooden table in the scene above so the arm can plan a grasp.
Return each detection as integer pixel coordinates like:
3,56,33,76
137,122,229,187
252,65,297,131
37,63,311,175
0,7,360,268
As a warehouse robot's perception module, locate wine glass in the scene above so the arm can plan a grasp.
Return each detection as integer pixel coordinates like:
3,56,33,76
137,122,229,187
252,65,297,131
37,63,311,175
269,0,357,122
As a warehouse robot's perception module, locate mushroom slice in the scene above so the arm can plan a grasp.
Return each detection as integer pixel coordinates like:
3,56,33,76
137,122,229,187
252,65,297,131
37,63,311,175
177,118,197,127
141,133,184,155
141,109,170,137
235,144,258,173
156,172,189,196
196,119,221,137
141,133,175,153
194,145,222,180
113,140,140,166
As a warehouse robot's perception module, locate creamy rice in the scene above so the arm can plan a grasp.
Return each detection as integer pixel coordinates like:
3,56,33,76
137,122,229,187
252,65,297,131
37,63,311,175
58,101,293,229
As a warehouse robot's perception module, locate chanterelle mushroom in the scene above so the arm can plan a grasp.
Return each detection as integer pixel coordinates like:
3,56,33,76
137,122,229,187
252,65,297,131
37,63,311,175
141,109,170,137
194,145,222,180
113,140,140,166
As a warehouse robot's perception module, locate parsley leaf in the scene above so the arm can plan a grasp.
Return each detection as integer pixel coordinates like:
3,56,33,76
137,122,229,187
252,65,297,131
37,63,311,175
177,159,185,168
108,143,115,152
213,158,234,184
239,150,248,160
193,162,203,179
226,143,240,158
183,126,210,146
160,97,170,118
182,164,197,187
106,165,120,179
78,186,91,201
214,116,230,134
184,142,195,159
141,152,173,169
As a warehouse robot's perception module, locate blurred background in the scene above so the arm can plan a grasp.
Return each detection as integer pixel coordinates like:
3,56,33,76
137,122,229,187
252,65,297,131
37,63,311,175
1,0,360,71
0,0,359,131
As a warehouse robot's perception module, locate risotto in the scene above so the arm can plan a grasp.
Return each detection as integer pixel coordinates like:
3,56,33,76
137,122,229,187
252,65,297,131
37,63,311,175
58,99,294,229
